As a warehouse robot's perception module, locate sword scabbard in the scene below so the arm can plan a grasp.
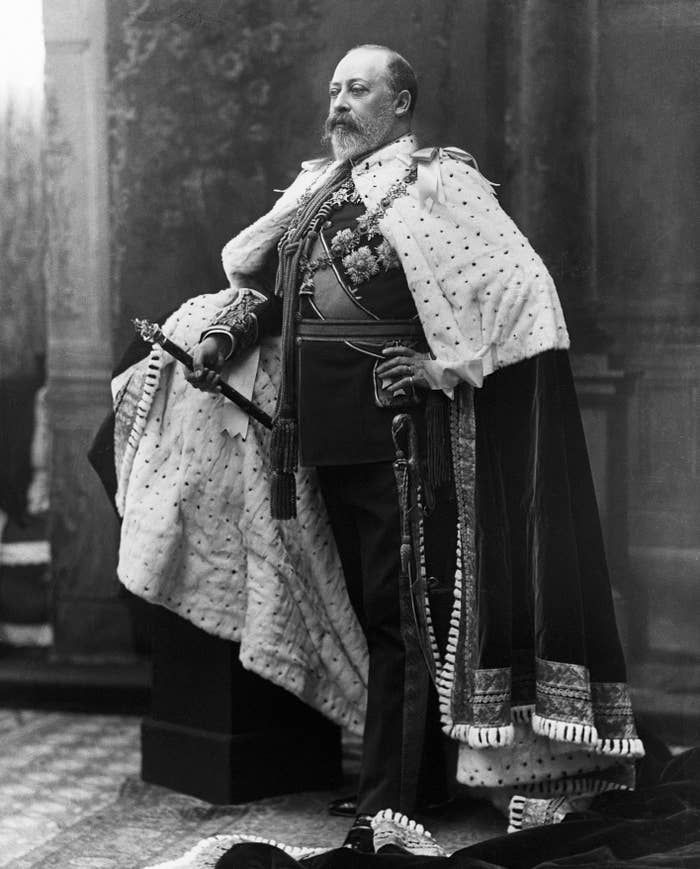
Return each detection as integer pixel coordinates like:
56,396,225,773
392,413,438,686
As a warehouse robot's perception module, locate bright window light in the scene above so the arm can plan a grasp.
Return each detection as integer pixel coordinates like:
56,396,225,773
0,0,45,120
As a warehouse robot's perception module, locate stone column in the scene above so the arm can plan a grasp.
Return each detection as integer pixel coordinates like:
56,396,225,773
496,1,638,646
43,0,132,658
504,0,603,349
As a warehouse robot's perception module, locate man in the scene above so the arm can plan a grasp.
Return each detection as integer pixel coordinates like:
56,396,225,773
186,45,642,850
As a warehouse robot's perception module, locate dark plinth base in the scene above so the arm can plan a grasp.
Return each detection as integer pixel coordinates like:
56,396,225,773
141,605,342,805
142,715,342,805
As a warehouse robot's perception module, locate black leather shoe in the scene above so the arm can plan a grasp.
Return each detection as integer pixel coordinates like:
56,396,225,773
328,794,357,817
342,814,375,853
418,795,456,815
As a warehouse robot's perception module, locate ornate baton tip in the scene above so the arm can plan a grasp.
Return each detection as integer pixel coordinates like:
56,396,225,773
132,317,161,344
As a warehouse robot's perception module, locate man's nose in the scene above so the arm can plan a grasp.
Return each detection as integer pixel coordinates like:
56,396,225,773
331,90,350,111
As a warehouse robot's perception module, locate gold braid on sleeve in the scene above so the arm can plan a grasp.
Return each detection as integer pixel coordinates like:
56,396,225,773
207,288,266,352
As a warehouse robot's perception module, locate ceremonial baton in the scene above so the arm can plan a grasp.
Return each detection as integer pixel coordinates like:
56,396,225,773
132,318,273,430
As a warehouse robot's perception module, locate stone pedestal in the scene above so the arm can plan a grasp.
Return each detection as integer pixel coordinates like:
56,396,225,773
142,606,343,805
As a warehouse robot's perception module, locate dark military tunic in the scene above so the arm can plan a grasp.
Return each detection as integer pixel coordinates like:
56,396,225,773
296,195,426,467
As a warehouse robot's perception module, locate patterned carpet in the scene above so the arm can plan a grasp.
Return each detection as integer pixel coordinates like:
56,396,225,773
0,710,504,868
0,710,141,867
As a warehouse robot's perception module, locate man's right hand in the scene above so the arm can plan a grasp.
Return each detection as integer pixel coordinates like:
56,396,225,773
185,334,234,392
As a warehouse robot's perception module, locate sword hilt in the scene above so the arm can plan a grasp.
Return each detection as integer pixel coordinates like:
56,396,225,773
392,412,424,549
391,413,420,468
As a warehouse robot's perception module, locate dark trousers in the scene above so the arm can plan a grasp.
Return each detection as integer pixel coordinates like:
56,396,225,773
317,462,455,815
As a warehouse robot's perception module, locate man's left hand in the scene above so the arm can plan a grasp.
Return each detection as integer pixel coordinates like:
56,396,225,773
376,345,432,393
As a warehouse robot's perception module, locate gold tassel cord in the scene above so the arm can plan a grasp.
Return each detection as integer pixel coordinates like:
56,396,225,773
269,162,352,519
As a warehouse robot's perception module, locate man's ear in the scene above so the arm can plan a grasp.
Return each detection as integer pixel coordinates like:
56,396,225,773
394,89,412,117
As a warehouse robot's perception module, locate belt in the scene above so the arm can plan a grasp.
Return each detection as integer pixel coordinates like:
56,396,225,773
296,318,424,341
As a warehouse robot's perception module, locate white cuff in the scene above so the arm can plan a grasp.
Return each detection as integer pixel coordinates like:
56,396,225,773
423,346,494,394
201,328,235,360
230,286,267,304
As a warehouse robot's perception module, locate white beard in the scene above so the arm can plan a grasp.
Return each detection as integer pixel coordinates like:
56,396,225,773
329,126,373,161
325,103,396,162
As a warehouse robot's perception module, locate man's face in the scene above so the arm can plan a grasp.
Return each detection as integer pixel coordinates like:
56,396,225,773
324,48,399,161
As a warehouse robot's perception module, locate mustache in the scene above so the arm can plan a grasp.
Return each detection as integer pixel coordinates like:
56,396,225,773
323,113,362,137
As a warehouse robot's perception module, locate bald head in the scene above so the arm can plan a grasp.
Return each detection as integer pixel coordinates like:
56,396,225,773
324,45,416,160
348,45,418,115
